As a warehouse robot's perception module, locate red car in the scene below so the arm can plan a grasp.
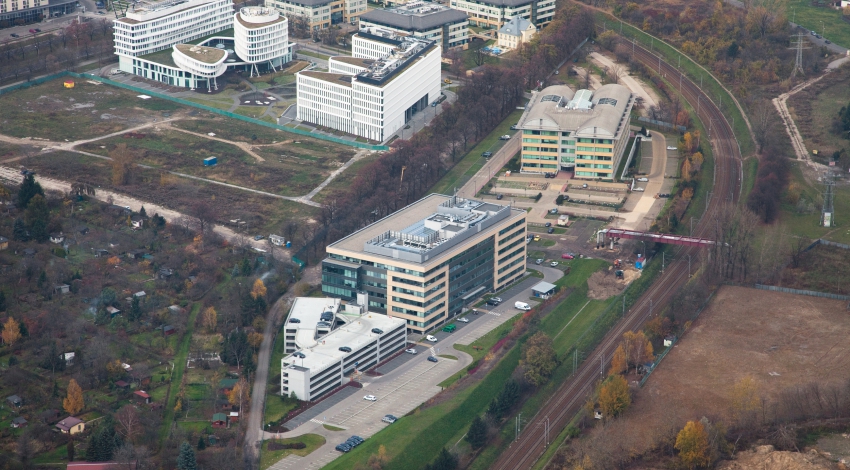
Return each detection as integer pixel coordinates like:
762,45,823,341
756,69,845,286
561,253,574,260
29,29,37,33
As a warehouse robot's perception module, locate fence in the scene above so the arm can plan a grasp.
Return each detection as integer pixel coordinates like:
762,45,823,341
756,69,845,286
619,136,641,180
754,284,850,301
0,71,390,151
636,116,687,133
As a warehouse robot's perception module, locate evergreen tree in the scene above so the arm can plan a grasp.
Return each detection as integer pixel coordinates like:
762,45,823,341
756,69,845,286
139,206,147,217
67,440,75,462
197,436,206,450
24,194,49,243
86,417,121,461
37,270,47,289
0,290,5,312
12,218,29,241
243,352,256,375
240,258,252,276
465,416,487,450
129,296,142,322
176,442,197,470
17,173,44,208
424,448,458,470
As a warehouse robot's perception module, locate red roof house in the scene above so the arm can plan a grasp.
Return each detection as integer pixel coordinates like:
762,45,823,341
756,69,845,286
133,391,151,404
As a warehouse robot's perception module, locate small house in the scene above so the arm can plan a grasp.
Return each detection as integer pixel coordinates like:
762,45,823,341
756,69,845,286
159,268,174,279
163,325,175,336
39,409,60,424
50,233,66,244
130,215,144,229
168,305,184,315
0,236,8,250
212,413,227,428
126,249,147,260
61,352,75,366
7,395,22,407
218,378,238,395
11,416,27,428
63,80,75,88
122,363,132,373
203,156,218,166
663,336,676,348
106,306,121,318
22,248,35,257
269,234,285,246
133,391,151,404
94,249,109,258
55,284,70,295
56,416,85,434
228,411,239,423
133,291,146,299
497,16,537,51
115,380,130,390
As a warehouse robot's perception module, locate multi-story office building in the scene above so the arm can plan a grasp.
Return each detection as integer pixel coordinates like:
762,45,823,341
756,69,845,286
0,0,75,28
296,29,441,142
448,0,555,30
265,0,366,29
359,2,468,50
516,84,634,181
322,194,527,334
114,0,292,91
281,299,406,401
496,15,535,50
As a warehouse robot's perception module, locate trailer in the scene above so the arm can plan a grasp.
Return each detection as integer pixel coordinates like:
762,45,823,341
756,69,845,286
203,157,217,166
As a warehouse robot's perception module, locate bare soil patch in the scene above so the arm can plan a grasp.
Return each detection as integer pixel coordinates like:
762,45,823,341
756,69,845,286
586,267,640,299
586,285,850,458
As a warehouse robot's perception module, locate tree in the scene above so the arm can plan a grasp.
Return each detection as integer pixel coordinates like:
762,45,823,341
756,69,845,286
202,307,217,332
424,447,458,470
71,182,96,198
67,440,75,462
87,416,121,461
609,344,627,375
0,290,5,312
17,173,44,208
24,194,49,242
247,332,264,349
13,218,29,241
189,200,216,237
228,377,250,416
115,405,141,443
367,444,387,470
521,332,558,387
176,441,197,470
2,317,21,346
675,420,711,469
597,374,630,418
197,435,206,450
731,375,760,423
64,379,84,415
465,416,488,450
250,278,267,300
110,143,135,186
101,287,117,306
129,296,142,322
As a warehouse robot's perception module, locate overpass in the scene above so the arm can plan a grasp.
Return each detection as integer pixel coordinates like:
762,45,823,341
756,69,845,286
596,228,716,249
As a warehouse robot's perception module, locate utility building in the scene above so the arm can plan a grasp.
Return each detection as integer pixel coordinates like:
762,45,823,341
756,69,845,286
321,194,527,334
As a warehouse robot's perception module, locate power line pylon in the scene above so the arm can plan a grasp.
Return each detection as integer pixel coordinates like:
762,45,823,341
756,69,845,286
822,170,835,227
789,32,810,78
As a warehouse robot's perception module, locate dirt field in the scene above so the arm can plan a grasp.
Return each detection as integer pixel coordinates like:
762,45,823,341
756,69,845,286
579,285,850,459
586,266,640,299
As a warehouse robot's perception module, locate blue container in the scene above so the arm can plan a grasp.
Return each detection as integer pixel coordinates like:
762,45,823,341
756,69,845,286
285,241,292,248
203,156,217,166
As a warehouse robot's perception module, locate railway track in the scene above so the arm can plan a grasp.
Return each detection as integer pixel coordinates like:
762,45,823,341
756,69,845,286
490,37,744,470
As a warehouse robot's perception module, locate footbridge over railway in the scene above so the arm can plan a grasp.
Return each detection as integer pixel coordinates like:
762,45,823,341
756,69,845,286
597,228,716,249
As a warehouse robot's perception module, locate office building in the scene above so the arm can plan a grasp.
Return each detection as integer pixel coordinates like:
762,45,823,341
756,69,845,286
0,0,75,28
265,0,366,29
114,0,292,91
516,84,634,180
496,15,535,50
296,29,441,142
322,194,527,334
448,0,555,30
281,299,406,401
359,2,468,50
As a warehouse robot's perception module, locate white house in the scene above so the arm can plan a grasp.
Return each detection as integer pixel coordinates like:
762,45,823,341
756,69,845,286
497,16,536,50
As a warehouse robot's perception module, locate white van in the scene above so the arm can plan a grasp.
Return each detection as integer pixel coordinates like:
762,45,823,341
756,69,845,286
515,301,531,311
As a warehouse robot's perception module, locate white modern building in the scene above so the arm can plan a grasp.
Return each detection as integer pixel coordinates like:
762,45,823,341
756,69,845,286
296,28,441,142
497,15,536,50
282,297,343,355
449,0,555,30
114,0,292,91
234,7,290,77
281,298,407,401
358,2,469,50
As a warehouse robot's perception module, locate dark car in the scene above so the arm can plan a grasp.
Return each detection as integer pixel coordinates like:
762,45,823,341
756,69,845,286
371,328,383,334
496,194,503,200
335,444,351,452
427,356,438,363
289,317,301,323
510,125,518,130
10,33,19,37
293,352,306,359
481,151,493,158
254,235,264,240
545,222,552,227
547,227,554,234
338,346,352,353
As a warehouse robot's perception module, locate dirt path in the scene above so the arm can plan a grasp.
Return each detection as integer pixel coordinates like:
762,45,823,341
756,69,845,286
162,122,266,162
589,52,660,110
773,75,826,163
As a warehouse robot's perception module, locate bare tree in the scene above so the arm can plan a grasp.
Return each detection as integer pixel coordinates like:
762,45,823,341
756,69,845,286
189,200,217,238
115,405,142,444
751,100,777,154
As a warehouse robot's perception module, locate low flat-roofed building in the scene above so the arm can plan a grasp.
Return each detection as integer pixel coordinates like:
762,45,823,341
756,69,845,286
283,297,342,354
358,2,469,50
281,310,406,400
516,84,634,180
322,194,527,333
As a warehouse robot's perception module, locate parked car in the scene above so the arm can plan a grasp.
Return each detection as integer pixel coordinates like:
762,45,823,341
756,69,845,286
547,227,555,234
289,317,301,323
535,258,543,265
562,253,574,259
636,177,648,182
364,395,377,401
496,194,503,200
442,324,456,333
426,335,438,342
545,222,552,227
533,235,541,241
550,261,559,267
515,301,531,311
382,415,398,424
253,235,264,240
371,328,383,334
490,297,503,304
549,208,559,214
29,29,37,33
293,352,306,358
826,40,831,44
335,444,351,452
10,33,19,37
510,125,518,130
633,187,645,192
405,348,417,354
499,135,511,140
338,346,352,353
481,151,493,158
457,317,469,323
444,78,452,84
427,356,439,363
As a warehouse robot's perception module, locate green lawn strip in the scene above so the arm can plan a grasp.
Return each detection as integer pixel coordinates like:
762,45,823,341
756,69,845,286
297,50,331,61
323,424,345,431
529,226,566,234
430,109,524,195
437,355,458,360
32,443,70,464
789,0,850,49
176,421,210,434
778,163,850,244
264,326,297,424
260,434,326,470
159,303,200,446
595,13,754,157
530,414,582,470
322,347,522,470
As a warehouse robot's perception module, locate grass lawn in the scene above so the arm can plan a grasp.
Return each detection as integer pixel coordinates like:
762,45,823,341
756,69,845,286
185,98,234,111
260,434,326,470
595,13,754,158
177,420,211,434
233,106,268,119
159,303,200,446
0,78,184,141
297,50,331,61
776,162,850,244
323,424,345,431
264,326,298,424
789,0,850,49
32,444,69,464
312,154,381,204
431,109,525,195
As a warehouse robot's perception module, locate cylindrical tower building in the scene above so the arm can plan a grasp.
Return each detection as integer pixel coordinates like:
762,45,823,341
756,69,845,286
234,6,289,77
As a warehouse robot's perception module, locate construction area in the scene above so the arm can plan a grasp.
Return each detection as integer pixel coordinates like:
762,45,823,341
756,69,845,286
586,260,641,300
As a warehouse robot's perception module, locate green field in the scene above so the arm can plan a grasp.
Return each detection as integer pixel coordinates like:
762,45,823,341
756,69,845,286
431,109,525,195
789,0,850,49
159,304,200,445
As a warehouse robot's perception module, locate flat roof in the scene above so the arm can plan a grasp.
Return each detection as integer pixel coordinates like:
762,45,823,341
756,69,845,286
286,297,342,349
360,7,468,32
283,312,405,374
299,71,354,88
331,56,375,68
276,0,332,6
328,194,525,266
518,84,633,139
236,10,287,28
531,281,556,293
174,44,227,64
